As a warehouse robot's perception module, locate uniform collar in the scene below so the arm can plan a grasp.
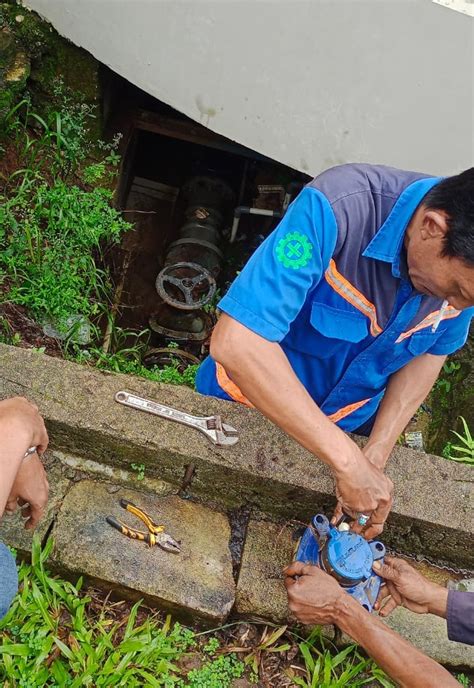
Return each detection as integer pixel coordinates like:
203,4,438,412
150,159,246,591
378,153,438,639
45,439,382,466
363,177,442,278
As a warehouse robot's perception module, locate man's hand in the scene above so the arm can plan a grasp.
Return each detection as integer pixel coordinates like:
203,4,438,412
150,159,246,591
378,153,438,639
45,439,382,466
5,452,49,530
373,557,448,618
0,397,49,530
332,447,393,539
284,562,347,625
0,396,49,455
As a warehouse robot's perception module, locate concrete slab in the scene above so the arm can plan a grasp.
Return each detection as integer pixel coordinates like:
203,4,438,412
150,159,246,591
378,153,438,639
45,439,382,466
383,607,474,670
0,344,472,568
235,518,335,639
51,480,235,624
0,452,71,553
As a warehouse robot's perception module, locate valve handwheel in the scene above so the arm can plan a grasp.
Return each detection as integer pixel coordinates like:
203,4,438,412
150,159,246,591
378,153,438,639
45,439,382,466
156,262,216,310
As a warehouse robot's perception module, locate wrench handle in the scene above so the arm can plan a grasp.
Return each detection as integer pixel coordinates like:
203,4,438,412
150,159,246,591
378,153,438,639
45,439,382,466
115,391,206,430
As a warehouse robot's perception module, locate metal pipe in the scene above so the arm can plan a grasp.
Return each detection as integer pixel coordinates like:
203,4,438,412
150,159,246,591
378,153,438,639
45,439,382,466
230,206,283,243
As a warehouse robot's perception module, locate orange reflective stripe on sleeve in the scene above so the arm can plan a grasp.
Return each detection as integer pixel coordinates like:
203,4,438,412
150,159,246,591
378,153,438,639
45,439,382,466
328,397,371,423
395,306,460,343
215,363,254,408
324,260,382,337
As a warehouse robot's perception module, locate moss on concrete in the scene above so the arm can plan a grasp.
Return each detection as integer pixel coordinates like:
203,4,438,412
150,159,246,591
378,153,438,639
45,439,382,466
427,331,474,455
0,24,30,117
0,3,101,131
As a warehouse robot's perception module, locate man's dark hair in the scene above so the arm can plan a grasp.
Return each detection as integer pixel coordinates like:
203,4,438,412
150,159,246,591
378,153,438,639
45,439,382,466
424,167,474,265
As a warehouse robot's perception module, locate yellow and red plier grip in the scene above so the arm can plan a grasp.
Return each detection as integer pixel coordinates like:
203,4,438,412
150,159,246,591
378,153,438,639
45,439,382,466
106,498,180,553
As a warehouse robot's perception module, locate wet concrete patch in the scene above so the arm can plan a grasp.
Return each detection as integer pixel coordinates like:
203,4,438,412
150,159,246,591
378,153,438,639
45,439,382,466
51,480,235,624
235,517,334,641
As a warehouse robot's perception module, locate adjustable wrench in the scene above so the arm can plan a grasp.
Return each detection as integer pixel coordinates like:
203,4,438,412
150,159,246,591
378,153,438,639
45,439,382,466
114,391,239,447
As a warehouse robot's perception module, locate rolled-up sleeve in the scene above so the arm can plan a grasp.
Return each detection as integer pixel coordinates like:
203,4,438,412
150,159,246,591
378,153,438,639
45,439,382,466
217,187,338,342
447,590,474,645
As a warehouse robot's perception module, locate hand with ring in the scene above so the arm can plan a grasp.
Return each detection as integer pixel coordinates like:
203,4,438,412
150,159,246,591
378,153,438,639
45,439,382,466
357,513,371,527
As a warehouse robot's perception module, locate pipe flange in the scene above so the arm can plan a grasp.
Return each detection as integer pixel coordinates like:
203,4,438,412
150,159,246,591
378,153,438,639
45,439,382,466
143,347,201,370
148,314,211,342
156,262,216,310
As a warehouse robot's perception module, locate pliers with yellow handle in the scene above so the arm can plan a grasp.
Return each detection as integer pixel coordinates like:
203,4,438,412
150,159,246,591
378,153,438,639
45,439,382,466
106,498,181,553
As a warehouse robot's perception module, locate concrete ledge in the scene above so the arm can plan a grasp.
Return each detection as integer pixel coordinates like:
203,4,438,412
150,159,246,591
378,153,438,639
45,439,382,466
51,480,235,624
0,344,472,567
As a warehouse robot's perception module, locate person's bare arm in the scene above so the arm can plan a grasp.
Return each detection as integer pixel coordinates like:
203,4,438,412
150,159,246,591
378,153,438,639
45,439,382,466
363,354,446,469
373,557,448,618
0,397,49,529
285,563,458,688
211,315,393,537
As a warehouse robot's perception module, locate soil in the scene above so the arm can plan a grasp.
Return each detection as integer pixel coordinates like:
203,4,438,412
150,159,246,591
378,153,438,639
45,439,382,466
0,301,62,357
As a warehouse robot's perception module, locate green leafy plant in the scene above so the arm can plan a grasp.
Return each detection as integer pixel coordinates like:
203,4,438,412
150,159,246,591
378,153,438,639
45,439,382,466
443,416,474,465
435,360,462,396
0,100,130,334
0,316,22,346
131,462,146,481
287,628,393,688
178,654,245,687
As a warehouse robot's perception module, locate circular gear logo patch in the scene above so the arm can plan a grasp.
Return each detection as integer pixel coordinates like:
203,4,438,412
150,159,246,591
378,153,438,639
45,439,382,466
276,231,313,269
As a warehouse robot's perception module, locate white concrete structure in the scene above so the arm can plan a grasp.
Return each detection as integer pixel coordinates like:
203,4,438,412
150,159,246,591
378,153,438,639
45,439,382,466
23,0,473,176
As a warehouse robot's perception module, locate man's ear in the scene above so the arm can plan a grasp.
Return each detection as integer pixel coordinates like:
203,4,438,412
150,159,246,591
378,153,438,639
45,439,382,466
420,209,449,240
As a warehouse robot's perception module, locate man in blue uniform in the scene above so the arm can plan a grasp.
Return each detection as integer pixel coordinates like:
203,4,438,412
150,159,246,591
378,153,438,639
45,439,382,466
196,164,474,537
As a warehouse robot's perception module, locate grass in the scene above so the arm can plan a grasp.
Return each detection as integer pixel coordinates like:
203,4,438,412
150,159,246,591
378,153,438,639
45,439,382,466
0,538,397,687
0,538,235,687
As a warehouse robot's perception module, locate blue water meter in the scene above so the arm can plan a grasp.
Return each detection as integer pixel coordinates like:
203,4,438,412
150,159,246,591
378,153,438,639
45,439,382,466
295,514,385,612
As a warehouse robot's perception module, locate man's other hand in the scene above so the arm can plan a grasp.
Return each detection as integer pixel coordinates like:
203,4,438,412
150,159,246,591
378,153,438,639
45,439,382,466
332,448,393,539
0,396,49,455
373,556,448,618
284,562,347,625
5,452,49,530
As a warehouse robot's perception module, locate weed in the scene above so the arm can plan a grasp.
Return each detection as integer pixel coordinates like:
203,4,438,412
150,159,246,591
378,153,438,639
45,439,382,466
178,654,245,687
242,625,290,676
0,316,21,346
287,627,393,688
443,416,474,465
131,463,146,481
435,361,462,396
202,288,221,317
202,637,220,655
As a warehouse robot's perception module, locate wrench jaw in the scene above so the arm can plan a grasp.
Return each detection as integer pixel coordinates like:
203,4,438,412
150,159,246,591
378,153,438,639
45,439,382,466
214,426,239,446
204,416,239,446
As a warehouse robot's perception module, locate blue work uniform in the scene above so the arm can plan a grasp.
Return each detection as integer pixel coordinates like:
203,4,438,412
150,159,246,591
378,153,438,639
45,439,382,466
195,164,473,432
